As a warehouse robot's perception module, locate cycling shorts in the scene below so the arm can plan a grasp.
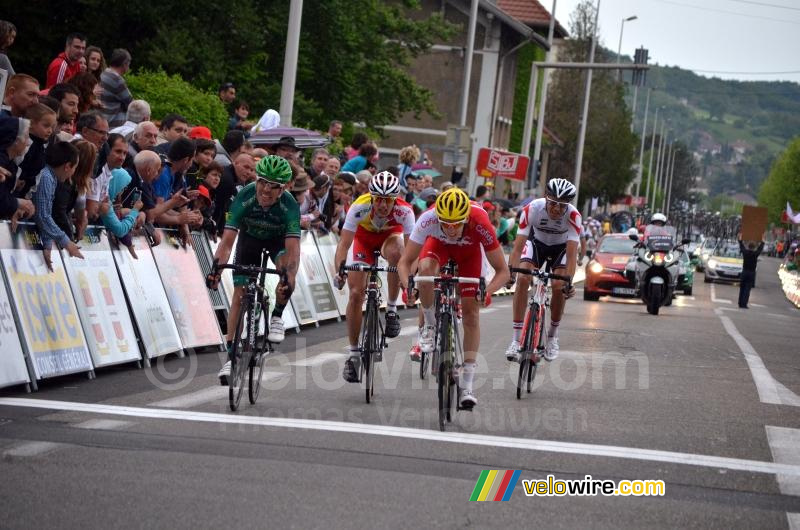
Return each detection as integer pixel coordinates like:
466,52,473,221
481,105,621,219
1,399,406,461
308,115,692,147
521,239,567,269
347,229,402,266
232,232,287,287
419,237,483,296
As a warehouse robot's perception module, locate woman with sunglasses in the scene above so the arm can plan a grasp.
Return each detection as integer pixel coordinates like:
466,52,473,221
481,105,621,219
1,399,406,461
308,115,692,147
506,178,581,363
398,188,510,409
208,155,300,385
334,171,415,383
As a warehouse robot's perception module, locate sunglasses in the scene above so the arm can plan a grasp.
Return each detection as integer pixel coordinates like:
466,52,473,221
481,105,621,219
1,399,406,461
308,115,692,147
546,198,569,210
257,179,283,190
372,195,396,204
440,220,466,230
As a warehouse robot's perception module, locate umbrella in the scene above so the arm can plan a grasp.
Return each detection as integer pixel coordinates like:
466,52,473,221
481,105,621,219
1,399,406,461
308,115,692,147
248,126,330,150
494,198,516,209
410,163,442,178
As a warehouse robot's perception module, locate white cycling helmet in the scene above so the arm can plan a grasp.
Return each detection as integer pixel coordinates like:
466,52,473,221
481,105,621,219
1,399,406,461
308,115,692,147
651,213,667,224
368,171,400,197
627,227,639,236
546,178,577,201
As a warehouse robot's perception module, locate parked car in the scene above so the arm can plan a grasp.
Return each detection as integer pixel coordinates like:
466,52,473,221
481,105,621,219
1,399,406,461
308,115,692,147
704,240,743,283
584,234,638,301
695,237,717,272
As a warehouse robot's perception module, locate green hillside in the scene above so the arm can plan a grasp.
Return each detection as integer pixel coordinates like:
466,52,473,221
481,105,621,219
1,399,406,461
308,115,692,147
623,63,800,198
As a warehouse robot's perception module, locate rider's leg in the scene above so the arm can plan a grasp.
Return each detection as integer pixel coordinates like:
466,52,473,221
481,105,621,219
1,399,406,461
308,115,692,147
460,296,480,408
382,234,404,338
546,271,567,361
416,256,439,352
345,270,367,348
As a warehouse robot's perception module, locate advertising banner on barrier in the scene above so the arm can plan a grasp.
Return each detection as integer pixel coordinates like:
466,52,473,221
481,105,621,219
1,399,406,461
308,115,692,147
0,223,92,379
312,231,348,316
112,233,182,358
151,229,224,349
62,228,142,368
297,231,339,322
0,254,30,388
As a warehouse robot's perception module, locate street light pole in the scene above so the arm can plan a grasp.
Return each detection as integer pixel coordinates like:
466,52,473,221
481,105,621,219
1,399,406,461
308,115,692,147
644,107,660,211
634,87,650,199
616,15,637,82
279,0,303,126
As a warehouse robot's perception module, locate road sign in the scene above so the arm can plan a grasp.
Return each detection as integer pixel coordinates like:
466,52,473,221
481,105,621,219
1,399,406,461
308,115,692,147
475,148,530,181
446,125,471,150
443,150,468,167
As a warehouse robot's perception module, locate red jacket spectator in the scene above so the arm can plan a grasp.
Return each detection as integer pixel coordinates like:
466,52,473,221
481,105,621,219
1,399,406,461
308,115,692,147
46,33,87,88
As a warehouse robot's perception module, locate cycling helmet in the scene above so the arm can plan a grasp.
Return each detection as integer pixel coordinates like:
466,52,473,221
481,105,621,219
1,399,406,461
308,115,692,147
546,178,577,201
435,187,471,223
627,227,639,237
255,155,293,184
368,170,400,197
651,213,667,224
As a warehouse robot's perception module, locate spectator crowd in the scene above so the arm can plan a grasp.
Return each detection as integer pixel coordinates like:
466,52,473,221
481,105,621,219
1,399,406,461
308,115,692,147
1,25,520,265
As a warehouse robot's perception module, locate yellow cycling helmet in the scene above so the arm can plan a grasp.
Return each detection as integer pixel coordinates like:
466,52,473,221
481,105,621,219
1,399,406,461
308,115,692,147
435,187,471,223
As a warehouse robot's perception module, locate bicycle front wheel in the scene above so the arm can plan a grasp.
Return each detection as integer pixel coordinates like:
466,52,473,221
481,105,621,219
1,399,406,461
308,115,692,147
527,310,546,394
248,300,267,404
229,302,251,411
363,298,378,404
437,312,453,431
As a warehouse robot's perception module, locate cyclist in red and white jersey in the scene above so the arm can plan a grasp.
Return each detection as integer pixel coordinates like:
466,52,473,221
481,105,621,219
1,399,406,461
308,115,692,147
398,188,510,409
333,171,415,382
505,178,581,362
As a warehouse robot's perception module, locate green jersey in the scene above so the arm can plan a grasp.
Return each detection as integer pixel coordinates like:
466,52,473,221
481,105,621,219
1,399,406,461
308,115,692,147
225,183,301,240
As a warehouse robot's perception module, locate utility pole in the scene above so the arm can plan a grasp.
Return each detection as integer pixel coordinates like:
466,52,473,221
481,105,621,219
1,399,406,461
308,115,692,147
634,87,651,198
279,0,303,126
644,106,659,212
661,141,673,212
654,127,667,211
666,148,677,213
458,0,479,192
652,123,665,210
531,0,557,196
573,0,601,208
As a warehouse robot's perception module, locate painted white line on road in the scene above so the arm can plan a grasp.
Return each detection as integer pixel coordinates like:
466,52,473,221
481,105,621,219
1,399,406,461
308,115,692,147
399,325,418,337
717,307,791,319
751,303,766,308
715,308,800,407
150,373,290,409
3,441,63,457
74,419,132,430
767,426,800,496
3,397,800,478
290,353,347,367
710,284,732,304
789,513,800,530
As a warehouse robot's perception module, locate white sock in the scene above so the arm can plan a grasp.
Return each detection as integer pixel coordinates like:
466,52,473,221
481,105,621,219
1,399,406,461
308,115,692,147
416,327,423,342
548,320,560,339
387,302,397,313
461,362,476,391
423,307,435,327
512,320,523,342
349,345,360,358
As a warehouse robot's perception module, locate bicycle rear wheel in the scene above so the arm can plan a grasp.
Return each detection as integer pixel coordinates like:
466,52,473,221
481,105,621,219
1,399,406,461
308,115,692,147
248,300,267,404
437,313,453,431
229,302,250,411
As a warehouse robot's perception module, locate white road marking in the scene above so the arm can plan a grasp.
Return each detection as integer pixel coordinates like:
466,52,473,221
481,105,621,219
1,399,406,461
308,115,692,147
715,308,800,407
3,397,800,478
73,419,132,430
751,303,766,308
789,513,800,530
710,284,732,304
399,325,419,337
3,441,63,457
150,372,289,409
767,426,800,496
290,353,347,367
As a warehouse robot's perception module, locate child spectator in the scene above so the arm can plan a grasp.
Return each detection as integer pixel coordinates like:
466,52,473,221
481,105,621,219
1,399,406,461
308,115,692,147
0,117,36,226
100,168,143,258
185,138,216,189
52,139,95,242
228,100,253,134
17,104,57,198
33,141,84,269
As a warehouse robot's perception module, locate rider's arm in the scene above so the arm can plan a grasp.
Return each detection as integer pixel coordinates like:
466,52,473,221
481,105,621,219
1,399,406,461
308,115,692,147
509,234,527,268
485,246,510,295
564,240,579,280
579,235,587,261
213,228,237,266
334,228,355,271
398,239,423,291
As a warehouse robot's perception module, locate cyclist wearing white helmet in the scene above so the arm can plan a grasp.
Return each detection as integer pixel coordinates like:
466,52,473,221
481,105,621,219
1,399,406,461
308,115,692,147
505,178,582,362
334,170,416,383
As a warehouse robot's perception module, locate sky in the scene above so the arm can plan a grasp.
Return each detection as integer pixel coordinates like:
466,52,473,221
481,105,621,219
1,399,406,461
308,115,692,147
551,0,800,83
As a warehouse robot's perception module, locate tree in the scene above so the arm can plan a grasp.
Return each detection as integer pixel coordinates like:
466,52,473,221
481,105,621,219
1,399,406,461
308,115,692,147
543,1,638,205
6,0,455,130
758,138,800,223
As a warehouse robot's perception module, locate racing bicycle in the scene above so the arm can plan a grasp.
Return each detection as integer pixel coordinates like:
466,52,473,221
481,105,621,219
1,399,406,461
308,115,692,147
210,255,287,411
340,250,396,404
410,260,484,431
509,266,571,399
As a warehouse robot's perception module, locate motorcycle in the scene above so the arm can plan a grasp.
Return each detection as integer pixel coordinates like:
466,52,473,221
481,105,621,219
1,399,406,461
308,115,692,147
625,226,690,315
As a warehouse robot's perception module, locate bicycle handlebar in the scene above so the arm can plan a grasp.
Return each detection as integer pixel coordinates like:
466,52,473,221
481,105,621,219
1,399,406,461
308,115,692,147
213,261,287,282
341,263,398,274
509,266,572,284
412,275,482,284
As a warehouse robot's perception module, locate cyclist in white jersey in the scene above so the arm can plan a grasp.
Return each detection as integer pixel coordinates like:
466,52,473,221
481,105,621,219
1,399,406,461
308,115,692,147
505,178,581,361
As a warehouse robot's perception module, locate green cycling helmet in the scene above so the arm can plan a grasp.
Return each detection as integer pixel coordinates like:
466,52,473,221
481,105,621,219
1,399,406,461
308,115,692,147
255,155,293,184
